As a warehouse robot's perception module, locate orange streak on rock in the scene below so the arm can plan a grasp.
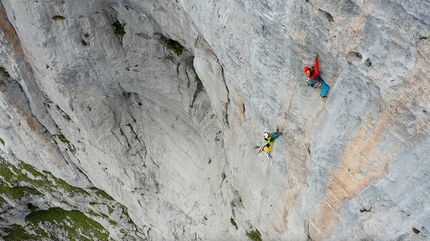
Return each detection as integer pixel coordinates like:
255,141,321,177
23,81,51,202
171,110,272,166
0,4,26,60
310,114,399,240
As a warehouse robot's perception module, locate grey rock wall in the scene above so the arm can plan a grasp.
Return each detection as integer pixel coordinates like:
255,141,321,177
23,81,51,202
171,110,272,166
0,0,429,240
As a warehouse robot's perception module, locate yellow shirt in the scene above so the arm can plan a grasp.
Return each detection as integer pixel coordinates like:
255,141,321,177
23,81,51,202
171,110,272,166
263,144,272,153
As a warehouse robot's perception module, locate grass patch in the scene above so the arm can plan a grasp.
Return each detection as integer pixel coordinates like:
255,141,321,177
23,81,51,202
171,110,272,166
413,227,420,234
26,207,109,240
0,66,10,78
55,134,70,144
246,229,262,241
230,218,238,229
0,160,138,239
0,186,40,199
95,189,114,201
81,39,89,46
54,177,89,196
112,20,126,38
0,161,46,190
84,33,90,38
0,160,133,240
52,15,65,21
0,137,5,145
166,39,184,55
195,73,201,83
20,162,45,180
4,224,38,241
107,205,114,214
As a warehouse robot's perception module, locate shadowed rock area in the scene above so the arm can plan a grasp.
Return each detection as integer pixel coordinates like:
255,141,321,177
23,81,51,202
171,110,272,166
0,0,429,240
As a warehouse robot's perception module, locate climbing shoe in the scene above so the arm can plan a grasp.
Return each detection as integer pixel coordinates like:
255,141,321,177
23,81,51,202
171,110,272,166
321,95,327,99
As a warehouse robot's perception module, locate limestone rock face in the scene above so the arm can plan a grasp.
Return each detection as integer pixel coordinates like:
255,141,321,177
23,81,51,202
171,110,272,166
0,0,429,240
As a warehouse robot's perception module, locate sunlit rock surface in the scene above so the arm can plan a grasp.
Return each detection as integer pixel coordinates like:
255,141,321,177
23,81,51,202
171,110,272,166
0,0,429,240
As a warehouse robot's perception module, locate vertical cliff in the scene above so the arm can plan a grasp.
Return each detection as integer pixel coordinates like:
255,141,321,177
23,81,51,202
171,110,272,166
0,0,429,240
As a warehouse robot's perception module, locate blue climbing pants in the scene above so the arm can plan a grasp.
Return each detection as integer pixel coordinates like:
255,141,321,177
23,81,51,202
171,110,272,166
271,132,280,140
309,80,330,97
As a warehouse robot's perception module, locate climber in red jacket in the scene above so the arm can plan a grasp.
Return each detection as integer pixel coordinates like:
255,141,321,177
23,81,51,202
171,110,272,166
303,54,330,99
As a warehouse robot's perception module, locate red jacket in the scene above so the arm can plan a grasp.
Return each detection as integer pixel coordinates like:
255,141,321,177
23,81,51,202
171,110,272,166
303,58,319,80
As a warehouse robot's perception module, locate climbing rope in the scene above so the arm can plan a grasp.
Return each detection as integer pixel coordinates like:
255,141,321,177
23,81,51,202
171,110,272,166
274,74,302,134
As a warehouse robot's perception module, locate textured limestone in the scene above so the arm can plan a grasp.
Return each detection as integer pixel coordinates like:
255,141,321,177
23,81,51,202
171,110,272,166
0,0,429,240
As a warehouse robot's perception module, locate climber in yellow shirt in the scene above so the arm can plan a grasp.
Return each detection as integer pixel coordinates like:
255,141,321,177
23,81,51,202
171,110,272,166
259,128,282,158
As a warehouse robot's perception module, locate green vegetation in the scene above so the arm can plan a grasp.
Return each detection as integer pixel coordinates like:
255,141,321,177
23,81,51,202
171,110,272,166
25,207,109,240
0,160,88,200
208,159,212,164
359,207,372,213
230,218,238,229
166,39,184,55
94,189,114,201
0,186,40,199
112,20,126,38
349,51,362,59
126,123,134,132
0,137,5,145
20,162,46,180
62,113,71,120
0,195,6,206
0,159,147,240
0,163,40,199
4,224,38,241
0,158,145,240
0,66,10,78
107,205,114,214
53,176,89,196
413,227,420,234
246,229,262,241
0,66,10,85
52,15,66,21
195,73,201,83
56,134,70,144
82,39,89,46
84,33,90,38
